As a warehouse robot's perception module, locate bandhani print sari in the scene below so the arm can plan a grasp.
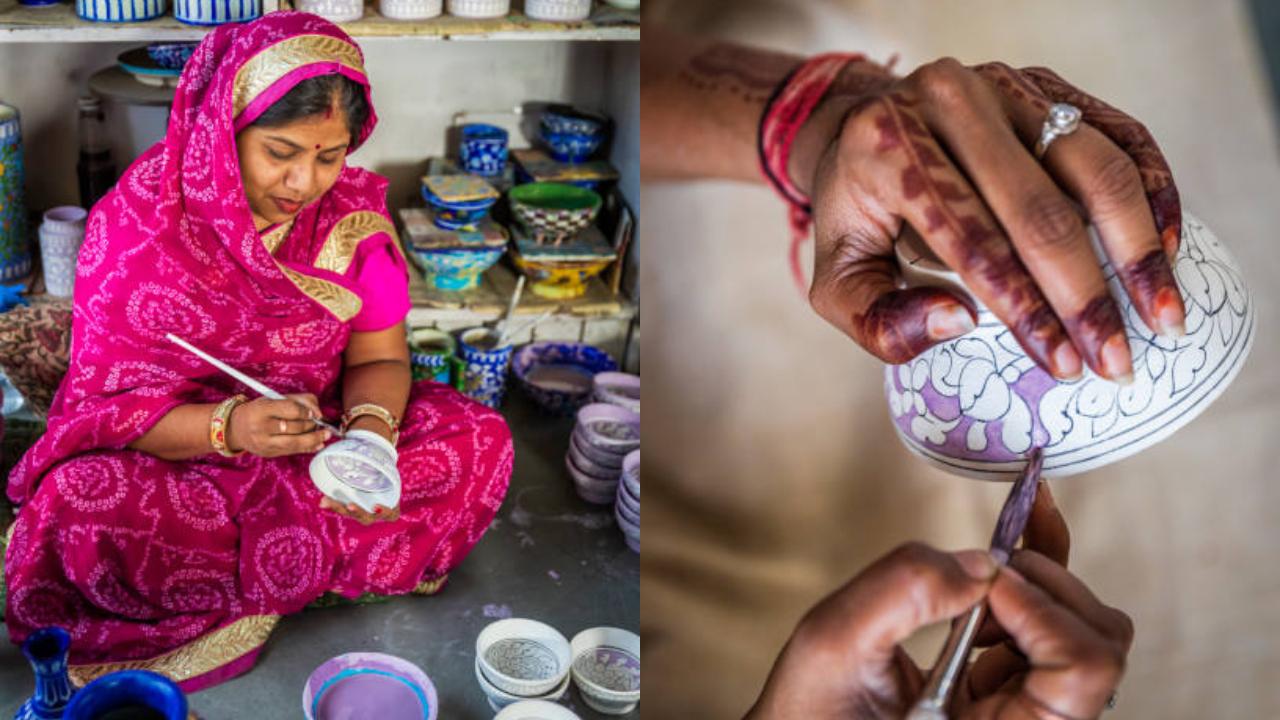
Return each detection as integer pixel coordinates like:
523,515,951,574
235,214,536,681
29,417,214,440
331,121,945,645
4,12,512,691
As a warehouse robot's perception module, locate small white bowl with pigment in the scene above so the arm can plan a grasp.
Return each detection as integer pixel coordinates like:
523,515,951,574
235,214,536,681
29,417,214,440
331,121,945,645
477,618,571,698
570,627,640,715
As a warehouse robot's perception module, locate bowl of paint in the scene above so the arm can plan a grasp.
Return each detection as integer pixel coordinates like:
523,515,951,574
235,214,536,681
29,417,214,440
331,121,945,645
569,627,640,715
474,658,571,712
302,653,438,720
512,342,618,415
476,618,572,699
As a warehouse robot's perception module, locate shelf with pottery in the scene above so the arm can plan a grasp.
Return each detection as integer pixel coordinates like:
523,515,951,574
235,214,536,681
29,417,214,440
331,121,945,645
0,0,638,42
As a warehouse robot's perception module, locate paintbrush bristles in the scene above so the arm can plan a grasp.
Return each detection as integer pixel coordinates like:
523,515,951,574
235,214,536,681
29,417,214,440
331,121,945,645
989,446,1045,564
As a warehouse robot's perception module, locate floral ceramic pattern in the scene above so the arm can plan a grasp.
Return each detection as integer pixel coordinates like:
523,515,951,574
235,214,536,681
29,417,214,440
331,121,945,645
885,213,1255,478
460,339,514,409
409,247,504,291
484,639,560,682
573,647,639,692
460,125,508,177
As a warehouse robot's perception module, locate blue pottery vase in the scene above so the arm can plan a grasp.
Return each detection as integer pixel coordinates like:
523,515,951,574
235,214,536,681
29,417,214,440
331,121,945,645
0,103,32,283
15,627,76,720
63,670,187,720
459,124,508,177
458,328,514,409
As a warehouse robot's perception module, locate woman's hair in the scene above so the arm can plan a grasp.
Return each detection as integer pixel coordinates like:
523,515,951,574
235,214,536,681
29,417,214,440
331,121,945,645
250,74,370,144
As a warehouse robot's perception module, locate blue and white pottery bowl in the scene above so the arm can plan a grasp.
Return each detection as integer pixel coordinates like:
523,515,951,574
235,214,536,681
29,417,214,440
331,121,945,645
421,180,499,231
541,132,603,164
476,618,572,698
460,124,509,178
78,0,166,21
569,627,640,714
145,43,198,70
408,328,458,385
458,328,514,408
409,246,504,291
303,653,437,720
541,111,602,136
513,342,618,415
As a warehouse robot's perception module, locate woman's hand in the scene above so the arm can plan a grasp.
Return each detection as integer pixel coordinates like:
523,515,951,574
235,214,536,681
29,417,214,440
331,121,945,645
794,58,1185,383
225,393,331,458
746,484,1130,719
319,496,400,525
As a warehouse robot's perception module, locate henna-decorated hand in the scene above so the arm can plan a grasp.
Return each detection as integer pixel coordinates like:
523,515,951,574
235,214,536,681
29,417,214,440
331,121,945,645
792,58,1184,382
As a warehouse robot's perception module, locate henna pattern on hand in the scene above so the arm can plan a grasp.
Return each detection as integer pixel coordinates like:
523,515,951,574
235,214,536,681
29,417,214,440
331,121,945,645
1061,294,1127,378
679,43,800,104
1119,248,1185,335
862,95,1071,375
855,285,975,363
1020,66,1182,258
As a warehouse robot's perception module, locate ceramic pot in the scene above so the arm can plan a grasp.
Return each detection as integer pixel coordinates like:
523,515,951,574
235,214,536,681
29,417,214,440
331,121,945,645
0,104,31,283
459,124,509,177
174,0,260,24
63,671,186,720
408,328,463,388
378,0,441,19
476,618,572,698
457,328,514,408
447,0,508,17
302,653,438,720
15,627,76,720
569,627,640,715
885,211,1255,479
39,206,87,298
475,659,572,712
525,0,590,21
421,175,499,231
508,182,601,241
145,43,197,69
296,0,363,21
77,0,166,21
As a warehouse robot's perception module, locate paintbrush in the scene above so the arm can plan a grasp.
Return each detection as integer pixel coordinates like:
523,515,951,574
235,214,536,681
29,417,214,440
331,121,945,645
906,447,1045,720
165,333,344,437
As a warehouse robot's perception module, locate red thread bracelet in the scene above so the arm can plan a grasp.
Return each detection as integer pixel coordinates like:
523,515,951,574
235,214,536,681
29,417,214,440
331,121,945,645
758,52,865,291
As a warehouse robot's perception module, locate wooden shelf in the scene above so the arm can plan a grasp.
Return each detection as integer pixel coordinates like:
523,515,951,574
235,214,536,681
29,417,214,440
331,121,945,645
0,0,639,42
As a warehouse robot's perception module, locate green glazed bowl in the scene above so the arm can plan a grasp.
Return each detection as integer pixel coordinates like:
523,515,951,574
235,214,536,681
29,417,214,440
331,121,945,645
508,182,602,241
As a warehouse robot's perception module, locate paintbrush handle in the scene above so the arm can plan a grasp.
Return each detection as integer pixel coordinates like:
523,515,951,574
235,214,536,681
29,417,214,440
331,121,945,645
907,603,987,720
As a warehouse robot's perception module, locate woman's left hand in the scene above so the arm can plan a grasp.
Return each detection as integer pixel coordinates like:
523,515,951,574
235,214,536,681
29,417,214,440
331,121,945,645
320,496,400,525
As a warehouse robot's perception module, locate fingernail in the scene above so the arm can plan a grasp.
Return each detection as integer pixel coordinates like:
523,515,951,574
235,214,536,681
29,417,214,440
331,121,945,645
925,304,975,342
1161,225,1180,262
1051,340,1083,381
279,420,287,433
954,550,999,581
1100,332,1133,384
374,507,382,515
1153,286,1185,338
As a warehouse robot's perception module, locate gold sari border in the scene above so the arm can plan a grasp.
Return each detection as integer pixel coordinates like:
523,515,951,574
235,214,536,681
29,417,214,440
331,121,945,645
313,210,405,277
233,34,366,118
68,614,280,687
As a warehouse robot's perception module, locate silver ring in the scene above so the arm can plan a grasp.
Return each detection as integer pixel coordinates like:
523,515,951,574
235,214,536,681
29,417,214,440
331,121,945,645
1033,102,1083,159
1106,690,1118,710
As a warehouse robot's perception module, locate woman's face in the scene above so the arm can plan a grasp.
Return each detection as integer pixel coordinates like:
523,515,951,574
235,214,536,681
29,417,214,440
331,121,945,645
236,101,352,231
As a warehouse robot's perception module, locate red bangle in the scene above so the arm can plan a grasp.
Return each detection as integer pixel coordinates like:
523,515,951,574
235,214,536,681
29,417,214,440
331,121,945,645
758,52,865,291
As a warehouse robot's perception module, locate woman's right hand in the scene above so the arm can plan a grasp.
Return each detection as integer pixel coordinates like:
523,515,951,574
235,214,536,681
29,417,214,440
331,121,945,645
225,393,331,458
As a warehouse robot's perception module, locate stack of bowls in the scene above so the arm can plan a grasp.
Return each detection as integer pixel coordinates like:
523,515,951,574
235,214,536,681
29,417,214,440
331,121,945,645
615,450,639,553
421,175,499,231
592,372,639,414
539,111,605,163
567,403,640,505
475,619,572,712
570,627,641,715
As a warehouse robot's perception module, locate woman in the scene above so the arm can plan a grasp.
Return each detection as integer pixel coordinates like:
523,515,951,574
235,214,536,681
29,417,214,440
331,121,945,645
5,13,512,690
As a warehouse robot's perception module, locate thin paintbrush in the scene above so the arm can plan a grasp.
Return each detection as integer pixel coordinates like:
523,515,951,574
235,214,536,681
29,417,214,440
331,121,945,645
165,333,344,437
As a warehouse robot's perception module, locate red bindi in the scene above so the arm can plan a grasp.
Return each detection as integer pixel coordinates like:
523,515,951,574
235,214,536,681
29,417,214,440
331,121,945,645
314,144,321,150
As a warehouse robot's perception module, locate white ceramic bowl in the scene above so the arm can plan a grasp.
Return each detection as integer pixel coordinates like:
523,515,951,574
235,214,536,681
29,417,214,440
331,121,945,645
567,439,620,479
297,0,363,21
885,211,1255,479
447,0,508,17
524,0,589,21
570,627,640,715
592,372,640,414
476,658,571,712
566,456,619,505
575,403,640,454
570,429,626,469
494,699,581,720
379,0,441,18
477,618,572,698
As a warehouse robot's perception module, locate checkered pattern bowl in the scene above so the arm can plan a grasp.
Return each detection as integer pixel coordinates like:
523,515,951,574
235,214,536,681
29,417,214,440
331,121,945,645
507,182,601,241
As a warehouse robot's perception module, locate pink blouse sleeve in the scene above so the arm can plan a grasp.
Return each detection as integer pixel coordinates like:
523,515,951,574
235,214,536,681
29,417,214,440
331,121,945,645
349,237,411,332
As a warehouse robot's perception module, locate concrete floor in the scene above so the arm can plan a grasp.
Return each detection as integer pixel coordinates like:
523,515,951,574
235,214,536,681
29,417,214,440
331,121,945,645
0,390,640,719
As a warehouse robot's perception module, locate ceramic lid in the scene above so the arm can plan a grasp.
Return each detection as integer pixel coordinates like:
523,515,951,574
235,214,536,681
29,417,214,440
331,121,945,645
510,223,617,262
399,207,509,250
512,149,619,184
421,174,499,204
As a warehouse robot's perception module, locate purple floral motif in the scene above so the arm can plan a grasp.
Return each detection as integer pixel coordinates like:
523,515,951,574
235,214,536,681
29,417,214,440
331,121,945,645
886,212,1254,479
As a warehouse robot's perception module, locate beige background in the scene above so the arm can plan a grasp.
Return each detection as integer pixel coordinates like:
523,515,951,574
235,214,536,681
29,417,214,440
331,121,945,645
642,0,1280,717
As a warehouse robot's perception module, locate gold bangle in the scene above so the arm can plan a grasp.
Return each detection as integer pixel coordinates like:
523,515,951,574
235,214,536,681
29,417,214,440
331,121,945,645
342,402,400,445
210,394,248,457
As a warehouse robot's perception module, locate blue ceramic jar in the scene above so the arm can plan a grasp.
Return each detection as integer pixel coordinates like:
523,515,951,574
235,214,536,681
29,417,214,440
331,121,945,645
64,670,188,720
459,124,509,177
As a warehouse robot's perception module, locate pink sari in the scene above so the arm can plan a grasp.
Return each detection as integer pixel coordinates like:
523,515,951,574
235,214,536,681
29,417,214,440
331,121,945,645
5,12,512,691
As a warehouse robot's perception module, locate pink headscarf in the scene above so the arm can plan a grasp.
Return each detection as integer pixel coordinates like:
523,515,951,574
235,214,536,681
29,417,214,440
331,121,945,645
9,12,407,504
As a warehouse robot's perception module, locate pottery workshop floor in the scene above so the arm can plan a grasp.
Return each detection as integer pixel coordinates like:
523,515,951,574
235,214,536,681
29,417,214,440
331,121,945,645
0,391,640,719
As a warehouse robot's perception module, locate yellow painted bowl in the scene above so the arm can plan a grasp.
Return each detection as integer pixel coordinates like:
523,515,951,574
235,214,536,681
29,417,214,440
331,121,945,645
510,253,613,299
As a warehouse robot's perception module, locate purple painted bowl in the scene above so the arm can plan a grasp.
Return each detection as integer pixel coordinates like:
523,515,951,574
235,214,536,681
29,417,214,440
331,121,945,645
575,403,640,454
566,455,618,505
567,439,620,479
570,429,625,469
303,653,438,720
569,627,640,714
592,371,640,414
885,211,1254,479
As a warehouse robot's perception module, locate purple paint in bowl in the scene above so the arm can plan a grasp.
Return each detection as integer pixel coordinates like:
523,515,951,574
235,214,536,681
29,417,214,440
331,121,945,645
303,653,437,720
